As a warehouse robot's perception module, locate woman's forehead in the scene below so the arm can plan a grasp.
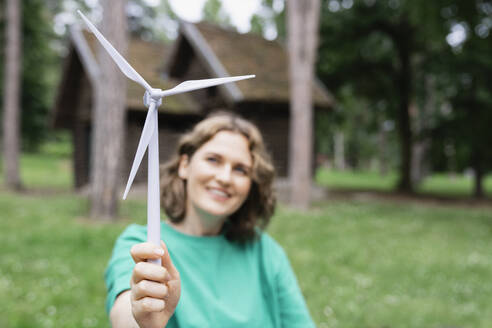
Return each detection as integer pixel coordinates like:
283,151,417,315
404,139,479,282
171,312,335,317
198,131,252,165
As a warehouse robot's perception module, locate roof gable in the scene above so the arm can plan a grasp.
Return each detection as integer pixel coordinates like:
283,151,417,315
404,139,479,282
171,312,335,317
53,26,200,128
167,21,334,108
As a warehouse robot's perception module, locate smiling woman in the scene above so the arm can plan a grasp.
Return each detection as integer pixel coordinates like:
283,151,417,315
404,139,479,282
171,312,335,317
160,114,275,242
104,113,315,328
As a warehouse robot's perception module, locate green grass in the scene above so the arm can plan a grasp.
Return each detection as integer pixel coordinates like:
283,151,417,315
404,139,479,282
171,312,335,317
1,145,492,327
316,169,398,192
316,168,492,198
0,136,73,190
270,202,492,328
418,173,492,197
1,189,491,327
0,191,147,328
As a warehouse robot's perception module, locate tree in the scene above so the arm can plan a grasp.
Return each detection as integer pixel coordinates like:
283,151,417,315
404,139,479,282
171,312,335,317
90,0,128,220
432,2,492,198
127,0,178,41
2,0,22,190
0,0,60,151
287,0,320,208
250,0,286,40
317,0,452,193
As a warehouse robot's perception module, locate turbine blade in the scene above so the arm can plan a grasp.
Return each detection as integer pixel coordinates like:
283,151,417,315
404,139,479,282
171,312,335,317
158,75,255,97
77,10,152,92
123,105,157,199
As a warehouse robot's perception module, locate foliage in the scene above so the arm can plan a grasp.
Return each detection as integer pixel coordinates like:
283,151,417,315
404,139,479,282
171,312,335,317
126,0,179,41
427,0,492,196
316,85,400,170
202,0,232,28
315,0,492,194
317,0,452,191
0,0,59,151
250,0,286,40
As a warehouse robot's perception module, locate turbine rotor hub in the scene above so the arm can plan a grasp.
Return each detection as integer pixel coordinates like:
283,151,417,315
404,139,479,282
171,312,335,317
143,89,163,107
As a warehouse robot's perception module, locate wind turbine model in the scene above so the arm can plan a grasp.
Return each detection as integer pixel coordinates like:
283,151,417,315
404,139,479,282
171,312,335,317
77,11,254,264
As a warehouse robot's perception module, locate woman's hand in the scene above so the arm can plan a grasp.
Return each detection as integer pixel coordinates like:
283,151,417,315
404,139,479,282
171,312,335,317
129,241,181,328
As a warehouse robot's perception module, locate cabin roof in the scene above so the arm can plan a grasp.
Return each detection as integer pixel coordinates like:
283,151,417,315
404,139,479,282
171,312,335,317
165,21,334,108
53,21,334,129
52,26,200,128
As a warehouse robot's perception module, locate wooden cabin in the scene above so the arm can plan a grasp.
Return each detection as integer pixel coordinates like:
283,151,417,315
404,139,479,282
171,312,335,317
52,21,333,189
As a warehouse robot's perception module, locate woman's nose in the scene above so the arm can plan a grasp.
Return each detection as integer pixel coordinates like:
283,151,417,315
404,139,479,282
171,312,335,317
215,165,232,184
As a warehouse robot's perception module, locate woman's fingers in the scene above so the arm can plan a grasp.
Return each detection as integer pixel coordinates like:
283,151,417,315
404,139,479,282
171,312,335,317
133,297,166,313
132,261,169,285
130,242,165,263
160,240,180,280
132,279,168,300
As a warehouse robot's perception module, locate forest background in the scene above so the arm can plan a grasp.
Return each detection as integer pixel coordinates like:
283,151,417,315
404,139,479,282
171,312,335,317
1,0,492,198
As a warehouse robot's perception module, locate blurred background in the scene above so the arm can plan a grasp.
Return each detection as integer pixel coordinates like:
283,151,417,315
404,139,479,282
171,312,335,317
0,0,491,327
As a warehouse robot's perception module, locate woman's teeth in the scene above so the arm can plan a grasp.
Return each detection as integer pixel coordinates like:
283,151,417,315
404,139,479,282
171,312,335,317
209,188,229,197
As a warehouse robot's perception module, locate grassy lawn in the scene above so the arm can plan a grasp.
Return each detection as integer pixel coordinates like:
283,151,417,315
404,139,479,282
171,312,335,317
316,168,492,198
274,202,492,327
316,169,398,192
1,145,492,327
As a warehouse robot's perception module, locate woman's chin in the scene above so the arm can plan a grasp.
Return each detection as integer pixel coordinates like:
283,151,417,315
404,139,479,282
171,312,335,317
196,201,239,220
201,206,233,219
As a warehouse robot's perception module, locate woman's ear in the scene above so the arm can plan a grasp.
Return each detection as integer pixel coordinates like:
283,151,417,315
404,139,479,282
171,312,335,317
178,154,189,180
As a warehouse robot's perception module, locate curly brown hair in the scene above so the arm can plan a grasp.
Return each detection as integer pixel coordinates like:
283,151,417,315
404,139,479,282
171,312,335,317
160,113,276,243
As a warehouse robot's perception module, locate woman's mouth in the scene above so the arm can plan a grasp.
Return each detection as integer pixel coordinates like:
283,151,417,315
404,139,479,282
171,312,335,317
207,187,231,200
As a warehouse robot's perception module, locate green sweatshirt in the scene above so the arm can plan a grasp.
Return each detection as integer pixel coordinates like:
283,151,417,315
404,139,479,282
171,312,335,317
105,222,315,328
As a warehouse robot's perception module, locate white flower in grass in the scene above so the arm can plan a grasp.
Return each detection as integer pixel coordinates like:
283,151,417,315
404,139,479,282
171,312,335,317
384,294,399,304
353,273,372,288
83,317,97,327
47,305,57,316
323,305,334,317
466,252,487,266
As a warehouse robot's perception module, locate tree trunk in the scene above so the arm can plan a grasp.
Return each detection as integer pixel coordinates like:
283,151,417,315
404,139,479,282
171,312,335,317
2,0,22,190
334,131,345,170
473,157,484,199
411,75,435,186
378,123,388,176
287,0,321,209
410,101,429,187
395,39,413,193
90,0,128,220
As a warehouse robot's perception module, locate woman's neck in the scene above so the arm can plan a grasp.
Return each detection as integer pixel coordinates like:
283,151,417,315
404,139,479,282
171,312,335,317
168,206,226,236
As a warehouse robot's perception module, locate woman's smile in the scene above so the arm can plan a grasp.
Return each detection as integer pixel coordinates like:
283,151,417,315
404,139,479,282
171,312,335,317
206,186,231,200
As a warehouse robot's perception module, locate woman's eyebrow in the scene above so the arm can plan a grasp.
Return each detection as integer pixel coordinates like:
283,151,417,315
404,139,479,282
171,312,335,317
205,151,251,168
204,151,222,158
235,162,252,170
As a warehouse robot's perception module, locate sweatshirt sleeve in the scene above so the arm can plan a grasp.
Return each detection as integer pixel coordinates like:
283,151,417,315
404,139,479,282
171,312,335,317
274,244,316,328
104,224,146,314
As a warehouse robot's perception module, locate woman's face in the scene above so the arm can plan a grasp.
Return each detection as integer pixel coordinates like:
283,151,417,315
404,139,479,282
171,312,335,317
179,130,253,221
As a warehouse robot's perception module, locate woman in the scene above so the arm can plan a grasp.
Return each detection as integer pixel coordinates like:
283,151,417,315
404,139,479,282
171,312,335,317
105,114,314,327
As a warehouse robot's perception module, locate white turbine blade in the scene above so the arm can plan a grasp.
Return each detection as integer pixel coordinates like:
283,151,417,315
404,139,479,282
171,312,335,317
123,104,157,199
77,10,152,92
158,75,255,97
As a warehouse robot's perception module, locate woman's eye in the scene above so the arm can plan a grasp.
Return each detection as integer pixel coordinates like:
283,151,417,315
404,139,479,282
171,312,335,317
206,156,218,163
234,166,249,175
